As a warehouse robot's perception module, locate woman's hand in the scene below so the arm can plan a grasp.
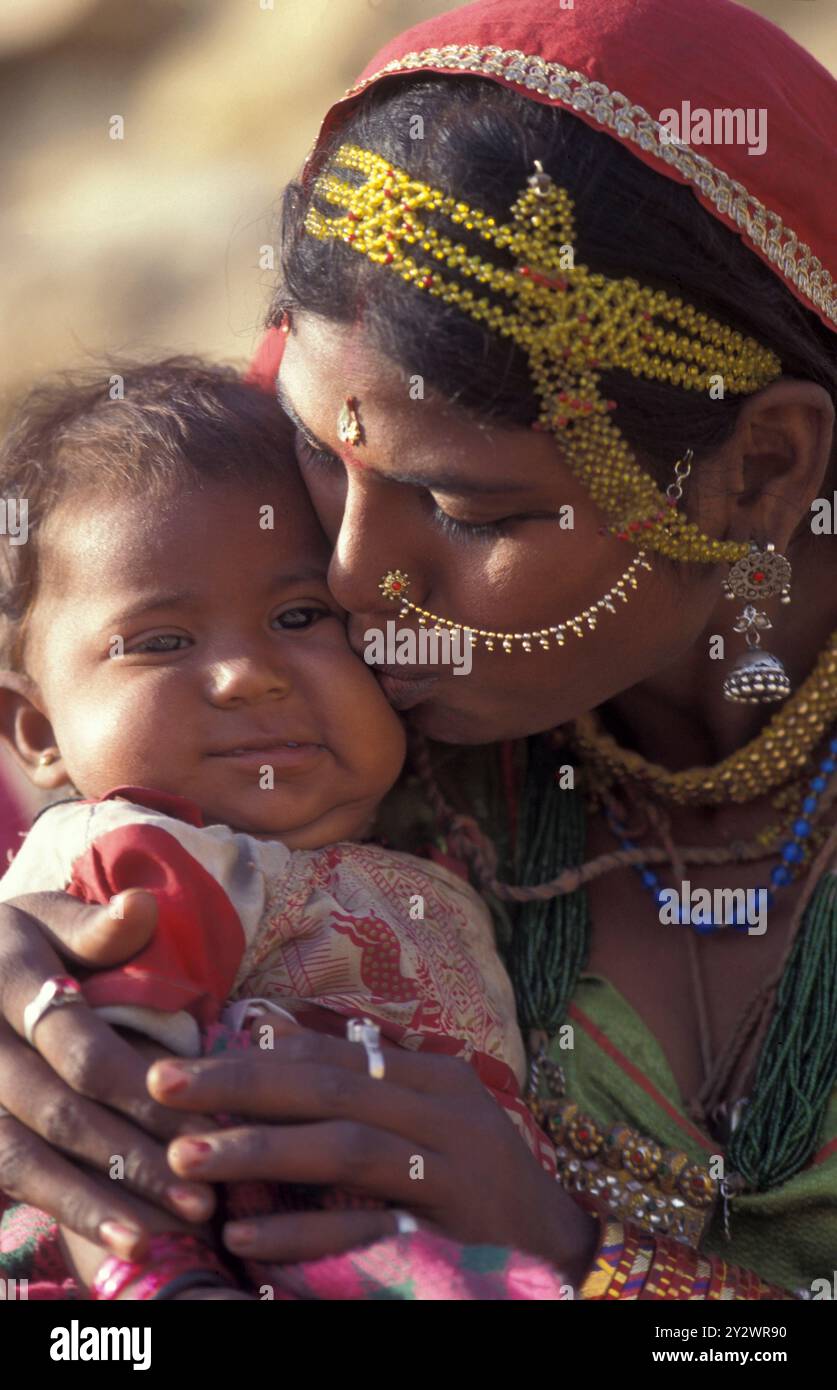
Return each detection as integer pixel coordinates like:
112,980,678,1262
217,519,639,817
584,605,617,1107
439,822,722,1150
149,1022,599,1285
0,891,218,1258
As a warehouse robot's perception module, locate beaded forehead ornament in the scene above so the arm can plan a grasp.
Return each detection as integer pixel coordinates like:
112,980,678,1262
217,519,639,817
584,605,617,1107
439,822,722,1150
305,144,783,564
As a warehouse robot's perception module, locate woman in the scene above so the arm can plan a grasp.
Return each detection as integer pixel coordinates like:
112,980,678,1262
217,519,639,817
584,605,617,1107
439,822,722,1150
0,0,834,1300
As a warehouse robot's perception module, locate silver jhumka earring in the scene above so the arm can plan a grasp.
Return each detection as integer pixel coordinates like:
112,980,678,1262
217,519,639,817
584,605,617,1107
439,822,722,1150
722,543,792,704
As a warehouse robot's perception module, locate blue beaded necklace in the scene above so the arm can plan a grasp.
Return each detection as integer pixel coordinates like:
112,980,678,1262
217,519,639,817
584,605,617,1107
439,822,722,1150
606,735,837,934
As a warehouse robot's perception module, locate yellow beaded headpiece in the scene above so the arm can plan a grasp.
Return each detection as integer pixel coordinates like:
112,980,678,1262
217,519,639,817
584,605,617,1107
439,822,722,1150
304,144,783,564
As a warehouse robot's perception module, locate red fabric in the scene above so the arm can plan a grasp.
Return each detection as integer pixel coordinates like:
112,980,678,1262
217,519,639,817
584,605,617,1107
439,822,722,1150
246,326,287,396
298,0,834,334
97,784,207,827
0,761,28,869
71,792,245,1029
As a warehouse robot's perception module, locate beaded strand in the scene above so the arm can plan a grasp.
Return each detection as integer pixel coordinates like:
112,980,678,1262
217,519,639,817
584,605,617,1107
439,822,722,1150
606,735,837,931
570,629,837,806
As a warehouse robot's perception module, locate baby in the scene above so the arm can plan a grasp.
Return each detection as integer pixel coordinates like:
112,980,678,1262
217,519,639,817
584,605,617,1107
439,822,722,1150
0,359,549,1300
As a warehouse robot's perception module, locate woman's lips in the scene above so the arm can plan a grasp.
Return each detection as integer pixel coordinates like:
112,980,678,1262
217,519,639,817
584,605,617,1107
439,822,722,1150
376,670,440,710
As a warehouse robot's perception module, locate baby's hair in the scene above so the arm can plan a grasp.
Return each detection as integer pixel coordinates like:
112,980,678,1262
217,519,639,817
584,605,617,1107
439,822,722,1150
0,357,293,671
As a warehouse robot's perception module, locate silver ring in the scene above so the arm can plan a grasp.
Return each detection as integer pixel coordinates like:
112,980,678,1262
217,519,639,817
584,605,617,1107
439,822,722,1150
0,1106,11,1120
345,1016,385,1080
23,975,85,1045
393,1210,418,1236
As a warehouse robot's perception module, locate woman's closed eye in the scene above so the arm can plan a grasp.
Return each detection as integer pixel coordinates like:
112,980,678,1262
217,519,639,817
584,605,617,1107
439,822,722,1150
295,427,561,545
430,501,564,540
296,433,555,539
295,434,341,474
430,505,513,540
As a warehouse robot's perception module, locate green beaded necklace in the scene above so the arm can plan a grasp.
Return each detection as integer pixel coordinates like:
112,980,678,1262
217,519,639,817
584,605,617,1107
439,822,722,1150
506,740,589,1036
505,735,837,1192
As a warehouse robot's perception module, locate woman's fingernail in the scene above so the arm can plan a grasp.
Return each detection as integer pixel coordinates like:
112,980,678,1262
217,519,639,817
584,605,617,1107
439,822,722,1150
170,1138,214,1169
98,1220,143,1257
167,1185,214,1220
224,1222,256,1252
152,1061,193,1095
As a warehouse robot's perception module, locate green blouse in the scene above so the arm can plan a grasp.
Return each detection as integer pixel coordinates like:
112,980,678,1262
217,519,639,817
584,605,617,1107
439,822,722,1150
552,972,837,1293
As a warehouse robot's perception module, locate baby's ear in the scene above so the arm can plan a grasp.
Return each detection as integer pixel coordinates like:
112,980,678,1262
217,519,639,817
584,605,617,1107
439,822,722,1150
0,671,70,790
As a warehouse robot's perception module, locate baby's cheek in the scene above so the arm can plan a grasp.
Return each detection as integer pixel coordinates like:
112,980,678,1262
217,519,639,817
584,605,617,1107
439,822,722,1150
55,687,175,796
336,660,407,784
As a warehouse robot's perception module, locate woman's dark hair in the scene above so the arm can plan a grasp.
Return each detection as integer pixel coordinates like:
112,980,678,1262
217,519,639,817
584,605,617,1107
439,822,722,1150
276,76,836,492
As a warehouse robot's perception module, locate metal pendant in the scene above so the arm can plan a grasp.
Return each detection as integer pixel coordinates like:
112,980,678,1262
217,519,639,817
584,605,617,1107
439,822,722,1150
723,543,791,602
722,648,791,704
722,544,793,705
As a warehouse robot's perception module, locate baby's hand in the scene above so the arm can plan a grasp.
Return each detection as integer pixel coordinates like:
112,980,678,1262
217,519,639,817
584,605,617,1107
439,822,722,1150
57,1034,242,1298
61,1224,248,1299
59,1225,115,1293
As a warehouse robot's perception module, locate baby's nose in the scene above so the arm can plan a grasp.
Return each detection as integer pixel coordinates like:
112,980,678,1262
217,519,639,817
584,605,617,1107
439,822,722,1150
207,656,290,706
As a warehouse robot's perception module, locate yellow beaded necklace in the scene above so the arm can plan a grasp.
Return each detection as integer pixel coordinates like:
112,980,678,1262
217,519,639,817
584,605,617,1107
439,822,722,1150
569,629,837,806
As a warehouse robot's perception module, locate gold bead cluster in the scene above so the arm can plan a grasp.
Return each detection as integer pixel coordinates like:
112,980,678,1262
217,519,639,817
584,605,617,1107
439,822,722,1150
569,630,837,805
305,144,783,565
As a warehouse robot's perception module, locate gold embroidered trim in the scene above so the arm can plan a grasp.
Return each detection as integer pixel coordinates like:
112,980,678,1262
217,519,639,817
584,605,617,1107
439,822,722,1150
542,1098,719,1248
343,44,835,328
526,1053,719,1249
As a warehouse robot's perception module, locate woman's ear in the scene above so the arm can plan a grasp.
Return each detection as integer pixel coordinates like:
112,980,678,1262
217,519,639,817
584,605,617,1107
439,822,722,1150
713,379,835,552
0,671,70,791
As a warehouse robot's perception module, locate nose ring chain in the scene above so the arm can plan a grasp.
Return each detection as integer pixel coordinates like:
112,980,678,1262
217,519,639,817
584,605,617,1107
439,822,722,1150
379,552,652,654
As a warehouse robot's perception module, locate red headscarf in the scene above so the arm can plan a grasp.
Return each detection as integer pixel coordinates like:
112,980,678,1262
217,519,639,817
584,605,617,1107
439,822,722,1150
249,0,835,390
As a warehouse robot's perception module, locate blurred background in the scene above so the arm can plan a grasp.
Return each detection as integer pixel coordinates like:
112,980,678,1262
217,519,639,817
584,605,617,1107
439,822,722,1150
0,0,834,835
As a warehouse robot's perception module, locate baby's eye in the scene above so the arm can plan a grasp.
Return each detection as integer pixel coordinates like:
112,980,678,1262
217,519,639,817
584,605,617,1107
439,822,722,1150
128,634,191,654
272,606,331,630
